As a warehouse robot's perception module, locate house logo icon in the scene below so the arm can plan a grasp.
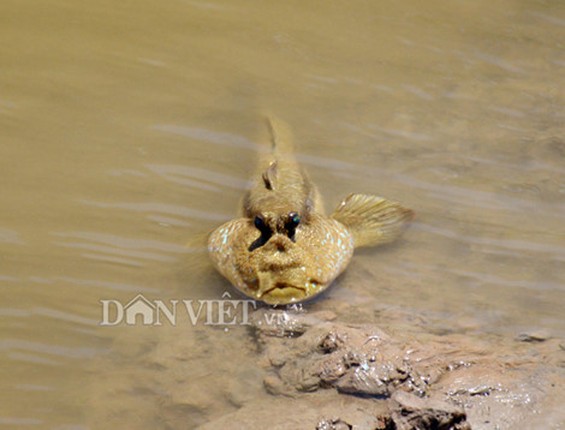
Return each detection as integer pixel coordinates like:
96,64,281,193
124,294,156,325
100,293,159,326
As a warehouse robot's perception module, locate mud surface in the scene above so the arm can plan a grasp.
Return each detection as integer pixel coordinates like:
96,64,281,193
89,307,564,429
217,308,563,430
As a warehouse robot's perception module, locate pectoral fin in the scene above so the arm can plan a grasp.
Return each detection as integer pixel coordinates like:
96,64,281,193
331,193,414,248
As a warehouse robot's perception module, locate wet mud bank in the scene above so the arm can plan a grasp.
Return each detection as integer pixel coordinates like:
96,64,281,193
198,308,564,430
89,305,564,429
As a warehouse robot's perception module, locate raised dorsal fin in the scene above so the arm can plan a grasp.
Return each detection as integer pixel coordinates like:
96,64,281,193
261,161,278,190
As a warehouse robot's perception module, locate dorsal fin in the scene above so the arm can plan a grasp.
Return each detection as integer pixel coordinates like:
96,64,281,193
261,161,278,190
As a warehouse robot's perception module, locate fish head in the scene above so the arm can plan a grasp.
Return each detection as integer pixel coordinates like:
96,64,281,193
208,212,354,305
249,227,318,304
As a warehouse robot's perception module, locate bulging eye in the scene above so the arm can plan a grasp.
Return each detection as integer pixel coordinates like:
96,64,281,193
288,212,301,226
285,212,301,241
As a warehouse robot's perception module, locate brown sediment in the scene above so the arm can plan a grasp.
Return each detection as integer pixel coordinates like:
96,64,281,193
195,308,564,430
86,305,565,429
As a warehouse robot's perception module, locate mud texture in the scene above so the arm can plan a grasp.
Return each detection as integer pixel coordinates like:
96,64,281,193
89,307,564,429
198,308,564,429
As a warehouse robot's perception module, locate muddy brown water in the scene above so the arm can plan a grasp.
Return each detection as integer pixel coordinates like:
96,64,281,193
1,0,564,428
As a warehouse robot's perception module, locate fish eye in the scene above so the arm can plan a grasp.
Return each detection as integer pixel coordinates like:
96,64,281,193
288,212,301,226
285,212,300,241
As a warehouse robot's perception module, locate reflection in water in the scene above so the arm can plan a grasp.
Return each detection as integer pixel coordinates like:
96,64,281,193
0,0,563,427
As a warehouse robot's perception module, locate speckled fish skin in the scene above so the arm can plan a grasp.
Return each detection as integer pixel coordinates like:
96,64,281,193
208,117,413,305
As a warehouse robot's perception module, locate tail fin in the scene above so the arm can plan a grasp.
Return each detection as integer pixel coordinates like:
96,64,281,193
331,193,414,248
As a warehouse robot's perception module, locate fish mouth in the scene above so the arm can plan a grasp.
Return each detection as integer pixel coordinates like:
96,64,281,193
256,281,307,302
263,282,306,296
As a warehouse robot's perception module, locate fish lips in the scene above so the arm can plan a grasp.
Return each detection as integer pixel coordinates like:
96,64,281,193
254,270,309,303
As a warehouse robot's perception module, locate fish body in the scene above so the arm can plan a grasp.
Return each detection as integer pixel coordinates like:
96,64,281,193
208,117,413,305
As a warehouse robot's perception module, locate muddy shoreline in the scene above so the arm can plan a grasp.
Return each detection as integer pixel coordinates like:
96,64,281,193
89,305,564,429
196,308,563,429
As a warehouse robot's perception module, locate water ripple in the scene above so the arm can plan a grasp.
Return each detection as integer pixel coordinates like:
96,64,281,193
416,223,565,262
0,228,24,245
53,231,189,253
152,124,260,150
79,199,231,221
395,173,565,214
146,164,251,191
0,339,100,359
56,277,159,293
0,417,42,425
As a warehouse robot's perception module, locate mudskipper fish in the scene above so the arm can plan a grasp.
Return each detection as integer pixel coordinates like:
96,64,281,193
208,117,413,305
